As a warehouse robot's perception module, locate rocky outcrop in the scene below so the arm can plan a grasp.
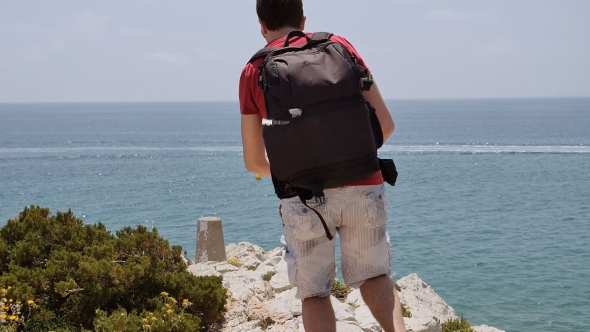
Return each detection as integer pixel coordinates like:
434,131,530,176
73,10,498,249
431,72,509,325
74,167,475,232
397,273,456,332
187,242,504,332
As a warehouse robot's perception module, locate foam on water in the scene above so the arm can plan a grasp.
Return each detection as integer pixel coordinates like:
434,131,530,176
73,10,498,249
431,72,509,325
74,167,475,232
3,144,590,155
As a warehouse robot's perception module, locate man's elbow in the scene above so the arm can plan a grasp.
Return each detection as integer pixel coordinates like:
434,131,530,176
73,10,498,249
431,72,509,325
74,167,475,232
245,163,258,173
244,159,258,173
244,158,265,174
382,121,395,141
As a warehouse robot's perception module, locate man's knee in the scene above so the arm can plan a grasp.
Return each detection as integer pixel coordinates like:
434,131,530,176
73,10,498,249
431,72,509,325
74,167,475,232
360,274,391,288
302,294,331,304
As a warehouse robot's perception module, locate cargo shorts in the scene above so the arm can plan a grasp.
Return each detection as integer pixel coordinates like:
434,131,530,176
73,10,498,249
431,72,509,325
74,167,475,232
279,184,392,300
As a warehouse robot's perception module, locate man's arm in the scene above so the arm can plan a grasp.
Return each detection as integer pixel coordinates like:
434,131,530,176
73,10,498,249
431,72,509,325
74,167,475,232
364,80,395,142
241,113,272,177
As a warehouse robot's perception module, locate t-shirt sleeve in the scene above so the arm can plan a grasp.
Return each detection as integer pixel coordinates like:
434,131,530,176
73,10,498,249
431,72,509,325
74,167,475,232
330,35,371,72
239,62,262,115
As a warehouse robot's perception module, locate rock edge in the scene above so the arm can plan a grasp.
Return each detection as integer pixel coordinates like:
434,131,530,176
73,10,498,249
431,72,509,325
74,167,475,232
187,242,504,332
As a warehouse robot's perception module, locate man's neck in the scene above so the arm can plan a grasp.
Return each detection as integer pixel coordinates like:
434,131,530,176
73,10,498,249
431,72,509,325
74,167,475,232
265,26,301,44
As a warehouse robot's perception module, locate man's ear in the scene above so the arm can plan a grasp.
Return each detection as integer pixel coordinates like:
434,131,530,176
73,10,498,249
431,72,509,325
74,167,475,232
259,19,268,35
300,15,306,30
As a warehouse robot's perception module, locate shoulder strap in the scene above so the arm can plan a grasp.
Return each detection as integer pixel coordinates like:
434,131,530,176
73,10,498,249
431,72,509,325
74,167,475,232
310,32,333,41
249,47,275,63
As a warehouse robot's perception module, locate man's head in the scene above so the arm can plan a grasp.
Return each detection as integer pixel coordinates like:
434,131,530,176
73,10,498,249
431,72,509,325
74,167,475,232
256,0,304,31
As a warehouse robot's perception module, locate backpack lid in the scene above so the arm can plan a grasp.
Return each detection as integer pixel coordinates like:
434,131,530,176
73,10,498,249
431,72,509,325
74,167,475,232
248,31,334,63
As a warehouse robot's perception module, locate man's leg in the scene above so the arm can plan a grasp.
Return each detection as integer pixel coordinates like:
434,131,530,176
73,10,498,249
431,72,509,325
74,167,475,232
360,274,407,332
302,295,336,332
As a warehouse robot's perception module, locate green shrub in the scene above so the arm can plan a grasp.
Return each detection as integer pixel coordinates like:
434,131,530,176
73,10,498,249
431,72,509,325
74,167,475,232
226,257,242,267
0,206,227,331
93,293,201,332
402,305,412,318
262,271,276,282
257,317,275,331
435,314,474,332
330,280,352,302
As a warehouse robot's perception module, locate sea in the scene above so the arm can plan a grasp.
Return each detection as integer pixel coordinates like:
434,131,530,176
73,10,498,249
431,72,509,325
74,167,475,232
1,98,589,332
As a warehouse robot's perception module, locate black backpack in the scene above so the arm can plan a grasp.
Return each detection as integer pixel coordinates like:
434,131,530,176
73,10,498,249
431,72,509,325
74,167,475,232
250,31,397,239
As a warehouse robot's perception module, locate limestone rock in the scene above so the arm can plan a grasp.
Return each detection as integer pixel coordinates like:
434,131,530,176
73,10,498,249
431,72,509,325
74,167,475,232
226,242,267,262
215,262,240,274
474,324,506,332
404,316,441,332
353,305,381,332
265,257,291,292
187,261,220,277
335,321,364,332
397,273,457,324
186,243,503,332
330,296,356,322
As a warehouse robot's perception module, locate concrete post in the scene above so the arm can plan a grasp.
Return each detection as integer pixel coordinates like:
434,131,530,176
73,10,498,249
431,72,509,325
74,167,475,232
196,217,226,263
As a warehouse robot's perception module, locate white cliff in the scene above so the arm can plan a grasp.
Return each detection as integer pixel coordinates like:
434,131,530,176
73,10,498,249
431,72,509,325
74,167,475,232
187,242,504,332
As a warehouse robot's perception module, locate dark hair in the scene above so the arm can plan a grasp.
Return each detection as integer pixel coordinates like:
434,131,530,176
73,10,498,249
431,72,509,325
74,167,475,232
256,0,304,31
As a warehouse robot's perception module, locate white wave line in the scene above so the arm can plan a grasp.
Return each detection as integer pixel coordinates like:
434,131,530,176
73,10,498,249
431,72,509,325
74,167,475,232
0,146,244,153
0,145,589,154
379,145,590,153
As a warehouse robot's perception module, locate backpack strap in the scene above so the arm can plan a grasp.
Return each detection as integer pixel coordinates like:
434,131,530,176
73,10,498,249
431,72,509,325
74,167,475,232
295,186,333,241
310,32,333,41
249,31,334,63
249,47,274,63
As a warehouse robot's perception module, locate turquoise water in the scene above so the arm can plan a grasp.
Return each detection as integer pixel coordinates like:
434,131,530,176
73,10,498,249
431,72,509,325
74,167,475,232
1,99,589,331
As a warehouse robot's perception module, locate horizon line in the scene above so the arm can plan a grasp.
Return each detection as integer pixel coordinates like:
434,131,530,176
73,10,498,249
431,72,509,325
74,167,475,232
1,96,590,104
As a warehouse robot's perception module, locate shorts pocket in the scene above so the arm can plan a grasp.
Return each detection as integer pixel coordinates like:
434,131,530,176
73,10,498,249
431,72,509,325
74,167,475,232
363,185,388,228
281,199,326,240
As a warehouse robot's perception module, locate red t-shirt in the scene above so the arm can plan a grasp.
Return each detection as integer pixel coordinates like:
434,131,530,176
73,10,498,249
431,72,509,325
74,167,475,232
239,32,383,186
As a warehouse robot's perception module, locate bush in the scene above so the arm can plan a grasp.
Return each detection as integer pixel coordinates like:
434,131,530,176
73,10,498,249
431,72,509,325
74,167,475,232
330,280,352,302
435,314,474,332
0,206,227,331
402,305,412,318
93,293,202,332
261,271,276,282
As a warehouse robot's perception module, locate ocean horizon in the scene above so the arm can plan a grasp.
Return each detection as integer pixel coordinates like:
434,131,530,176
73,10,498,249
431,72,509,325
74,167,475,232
1,97,589,331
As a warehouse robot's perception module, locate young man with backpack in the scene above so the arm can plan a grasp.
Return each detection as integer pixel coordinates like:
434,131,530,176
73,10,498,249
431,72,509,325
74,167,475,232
239,1,406,331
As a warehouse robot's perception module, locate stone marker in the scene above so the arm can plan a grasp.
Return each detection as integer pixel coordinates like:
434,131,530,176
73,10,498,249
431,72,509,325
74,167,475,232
196,217,226,263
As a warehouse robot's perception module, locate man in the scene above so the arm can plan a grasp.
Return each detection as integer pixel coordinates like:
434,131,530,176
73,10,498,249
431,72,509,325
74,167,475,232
239,1,406,331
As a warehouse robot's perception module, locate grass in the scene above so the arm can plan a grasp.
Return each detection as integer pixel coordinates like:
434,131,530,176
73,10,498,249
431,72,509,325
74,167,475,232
258,317,275,330
434,314,474,332
262,271,276,282
331,280,352,302
227,257,242,267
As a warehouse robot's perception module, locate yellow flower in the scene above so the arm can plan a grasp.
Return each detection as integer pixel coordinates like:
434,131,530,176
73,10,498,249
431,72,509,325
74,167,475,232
1,288,6,293
151,317,157,321
9,315,17,321
7,287,11,290
143,318,148,322
8,299,12,303
144,324,150,328
182,299,190,308
160,292,169,297
167,309,173,313
1,313,6,319
27,300,35,305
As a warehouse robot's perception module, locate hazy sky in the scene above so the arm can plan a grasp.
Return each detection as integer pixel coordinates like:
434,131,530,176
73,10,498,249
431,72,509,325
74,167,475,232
1,0,589,102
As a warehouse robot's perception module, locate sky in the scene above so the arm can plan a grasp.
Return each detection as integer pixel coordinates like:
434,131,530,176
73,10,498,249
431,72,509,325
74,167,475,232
1,0,589,102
